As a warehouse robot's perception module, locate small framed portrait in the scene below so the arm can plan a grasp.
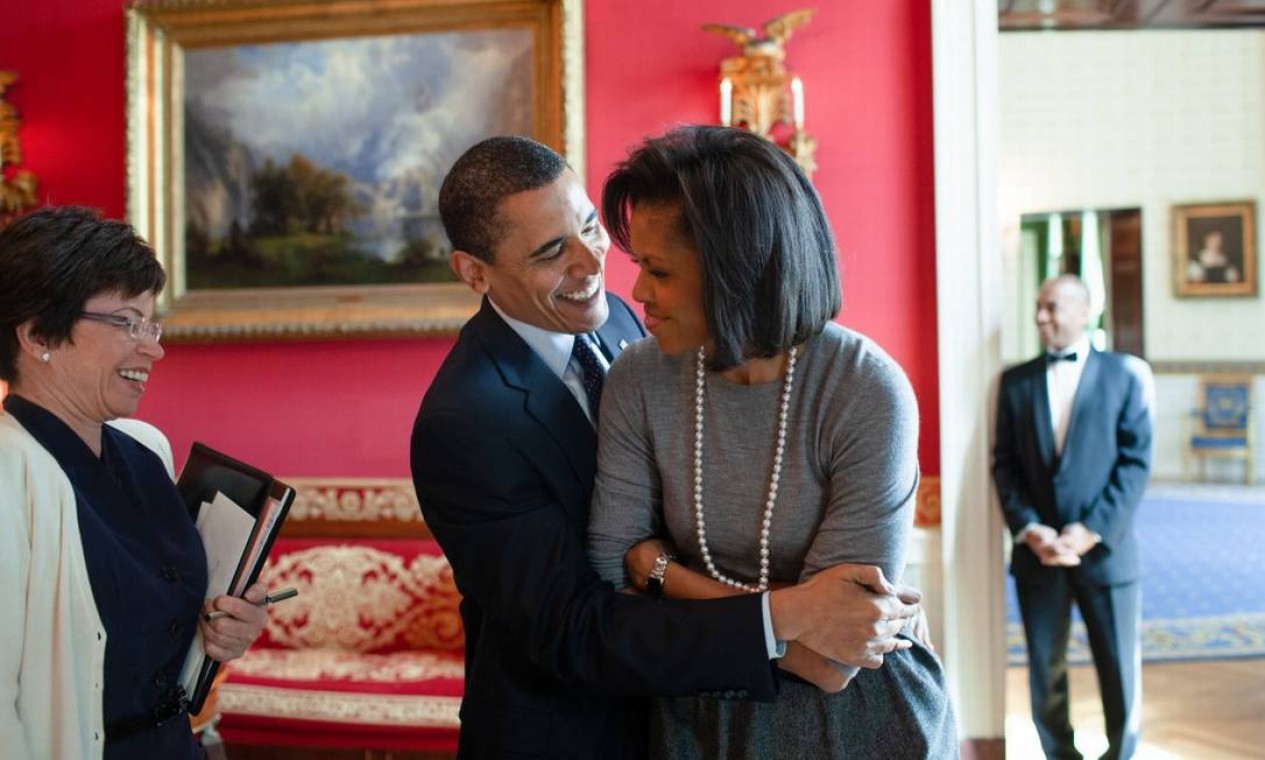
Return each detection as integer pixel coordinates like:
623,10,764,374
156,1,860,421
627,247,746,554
1172,201,1257,298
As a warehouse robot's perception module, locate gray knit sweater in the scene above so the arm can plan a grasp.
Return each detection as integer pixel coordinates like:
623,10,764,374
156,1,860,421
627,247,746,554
588,321,919,592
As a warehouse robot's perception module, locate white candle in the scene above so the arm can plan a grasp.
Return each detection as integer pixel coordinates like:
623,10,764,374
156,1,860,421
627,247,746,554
720,77,733,127
791,77,804,130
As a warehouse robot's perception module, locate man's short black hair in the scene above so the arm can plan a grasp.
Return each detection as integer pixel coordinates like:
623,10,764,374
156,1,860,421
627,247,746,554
439,135,569,263
0,206,166,382
602,126,841,371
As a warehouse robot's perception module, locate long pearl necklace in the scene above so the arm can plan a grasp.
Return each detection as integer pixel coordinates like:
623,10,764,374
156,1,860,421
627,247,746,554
692,345,799,593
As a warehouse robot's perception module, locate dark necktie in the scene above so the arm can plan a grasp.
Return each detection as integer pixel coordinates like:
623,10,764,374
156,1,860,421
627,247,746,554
572,333,606,424
1045,351,1077,363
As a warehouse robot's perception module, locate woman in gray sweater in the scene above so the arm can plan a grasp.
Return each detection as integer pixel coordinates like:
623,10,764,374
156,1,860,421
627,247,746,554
587,126,957,759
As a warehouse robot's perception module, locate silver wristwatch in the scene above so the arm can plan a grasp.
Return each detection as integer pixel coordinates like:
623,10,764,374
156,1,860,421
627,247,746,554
646,553,674,598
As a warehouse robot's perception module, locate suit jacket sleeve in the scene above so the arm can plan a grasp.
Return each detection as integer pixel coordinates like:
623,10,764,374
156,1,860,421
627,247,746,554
1080,357,1153,548
992,373,1042,536
411,408,777,700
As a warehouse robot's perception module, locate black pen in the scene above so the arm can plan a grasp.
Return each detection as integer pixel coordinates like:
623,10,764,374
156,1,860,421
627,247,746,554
203,587,298,622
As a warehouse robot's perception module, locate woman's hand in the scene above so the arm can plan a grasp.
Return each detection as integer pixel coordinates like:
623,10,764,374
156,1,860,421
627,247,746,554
778,642,855,693
908,607,935,653
200,582,269,663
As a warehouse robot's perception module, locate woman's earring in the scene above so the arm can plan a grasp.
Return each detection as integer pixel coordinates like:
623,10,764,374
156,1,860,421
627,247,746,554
40,351,51,363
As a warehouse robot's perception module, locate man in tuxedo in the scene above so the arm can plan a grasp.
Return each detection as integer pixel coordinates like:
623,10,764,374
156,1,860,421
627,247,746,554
993,274,1153,760
411,136,924,759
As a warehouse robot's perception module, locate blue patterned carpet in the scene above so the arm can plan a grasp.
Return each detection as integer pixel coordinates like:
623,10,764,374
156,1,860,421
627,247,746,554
1007,483,1265,665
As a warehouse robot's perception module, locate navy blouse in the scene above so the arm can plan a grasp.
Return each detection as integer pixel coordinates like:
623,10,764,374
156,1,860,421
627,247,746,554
5,395,208,759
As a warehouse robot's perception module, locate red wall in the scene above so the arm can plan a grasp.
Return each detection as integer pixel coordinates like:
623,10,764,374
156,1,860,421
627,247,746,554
1,0,939,477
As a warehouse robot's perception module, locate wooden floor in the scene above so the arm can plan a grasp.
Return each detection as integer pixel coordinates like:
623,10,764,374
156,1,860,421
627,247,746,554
215,659,1265,759
1006,658,1265,759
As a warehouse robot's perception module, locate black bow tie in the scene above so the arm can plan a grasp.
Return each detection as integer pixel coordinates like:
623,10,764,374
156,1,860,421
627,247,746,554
1045,351,1077,363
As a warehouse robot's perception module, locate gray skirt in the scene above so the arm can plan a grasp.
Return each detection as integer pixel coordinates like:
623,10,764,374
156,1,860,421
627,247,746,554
649,639,958,760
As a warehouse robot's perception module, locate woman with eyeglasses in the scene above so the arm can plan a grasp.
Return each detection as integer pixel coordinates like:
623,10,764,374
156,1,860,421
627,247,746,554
0,206,269,759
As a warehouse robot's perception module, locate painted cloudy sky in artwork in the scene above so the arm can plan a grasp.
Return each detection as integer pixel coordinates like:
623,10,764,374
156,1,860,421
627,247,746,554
183,28,534,184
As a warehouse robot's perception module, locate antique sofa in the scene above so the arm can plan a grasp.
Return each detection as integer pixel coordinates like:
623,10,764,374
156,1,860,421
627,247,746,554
213,480,464,759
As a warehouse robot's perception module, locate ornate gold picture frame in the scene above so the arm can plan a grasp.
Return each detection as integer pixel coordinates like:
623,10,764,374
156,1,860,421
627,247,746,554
1172,201,1257,298
127,0,585,341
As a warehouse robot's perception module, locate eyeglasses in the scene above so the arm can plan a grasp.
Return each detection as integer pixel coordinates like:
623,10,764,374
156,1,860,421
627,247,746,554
80,311,163,345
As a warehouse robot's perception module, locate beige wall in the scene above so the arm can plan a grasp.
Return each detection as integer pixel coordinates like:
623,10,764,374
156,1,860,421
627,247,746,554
1000,30,1265,482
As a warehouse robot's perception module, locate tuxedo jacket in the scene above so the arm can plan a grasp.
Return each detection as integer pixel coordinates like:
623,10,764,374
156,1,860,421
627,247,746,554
992,349,1153,586
411,295,776,759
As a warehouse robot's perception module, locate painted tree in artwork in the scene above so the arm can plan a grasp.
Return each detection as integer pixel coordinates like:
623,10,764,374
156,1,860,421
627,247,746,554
250,154,363,237
288,154,360,235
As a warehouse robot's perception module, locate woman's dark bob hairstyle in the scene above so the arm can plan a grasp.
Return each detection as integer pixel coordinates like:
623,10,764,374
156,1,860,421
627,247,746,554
602,125,840,371
0,206,166,383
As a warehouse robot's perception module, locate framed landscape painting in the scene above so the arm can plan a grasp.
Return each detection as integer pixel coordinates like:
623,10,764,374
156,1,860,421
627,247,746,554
127,0,584,340
1171,201,1257,298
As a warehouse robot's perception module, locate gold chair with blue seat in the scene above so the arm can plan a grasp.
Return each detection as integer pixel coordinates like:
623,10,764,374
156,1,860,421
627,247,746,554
1186,374,1254,485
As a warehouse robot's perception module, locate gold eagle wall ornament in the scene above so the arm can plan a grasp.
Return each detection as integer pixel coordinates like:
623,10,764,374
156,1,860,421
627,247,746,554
703,8,817,177
0,71,39,227
702,8,816,62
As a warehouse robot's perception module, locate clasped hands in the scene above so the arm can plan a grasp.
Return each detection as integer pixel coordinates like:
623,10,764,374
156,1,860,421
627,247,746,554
624,539,927,694
199,581,271,663
770,563,926,693
1024,522,1099,567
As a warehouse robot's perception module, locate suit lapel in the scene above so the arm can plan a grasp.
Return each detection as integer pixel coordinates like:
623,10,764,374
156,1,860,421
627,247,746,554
470,296,643,512
523,364,598,490
1029,359,1057,469
1057,349,1101,473
593,296,644,361
470,299,597,488
593,324,631,364
472,301,597,499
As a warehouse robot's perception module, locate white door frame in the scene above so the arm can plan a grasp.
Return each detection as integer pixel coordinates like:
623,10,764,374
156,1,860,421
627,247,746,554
931,0,1008,742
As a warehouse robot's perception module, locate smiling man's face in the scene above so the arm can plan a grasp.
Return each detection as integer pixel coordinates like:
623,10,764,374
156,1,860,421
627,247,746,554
456,169,610,335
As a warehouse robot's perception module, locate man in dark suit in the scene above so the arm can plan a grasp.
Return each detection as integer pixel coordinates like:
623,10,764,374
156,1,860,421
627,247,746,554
411,136,924,758
993,274,1153,760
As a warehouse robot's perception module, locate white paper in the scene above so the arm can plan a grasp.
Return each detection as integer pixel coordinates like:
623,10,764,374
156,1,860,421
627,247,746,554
197,491,256,596
179,491,255,693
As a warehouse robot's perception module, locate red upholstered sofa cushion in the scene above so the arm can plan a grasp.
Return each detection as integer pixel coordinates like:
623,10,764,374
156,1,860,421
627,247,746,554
216,537,464,752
